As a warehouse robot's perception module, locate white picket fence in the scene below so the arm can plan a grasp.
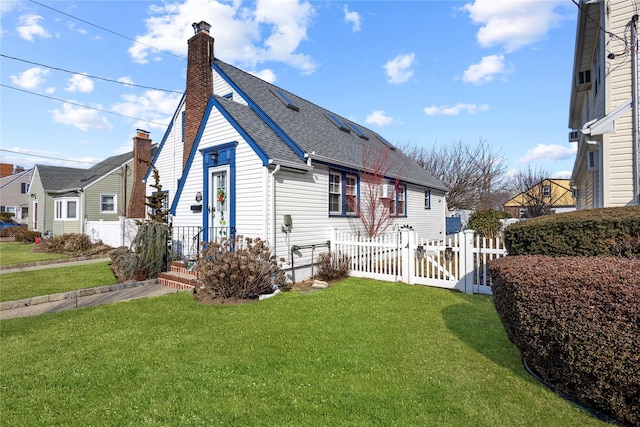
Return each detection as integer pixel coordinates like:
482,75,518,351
330,228,507,294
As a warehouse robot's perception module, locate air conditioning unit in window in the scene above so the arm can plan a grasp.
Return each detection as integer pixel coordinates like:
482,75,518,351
586,150,599,172
378,184,395,199
568,130,579,142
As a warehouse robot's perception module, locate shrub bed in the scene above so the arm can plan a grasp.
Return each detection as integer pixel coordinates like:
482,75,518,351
488,255,640,426
503,206,640,257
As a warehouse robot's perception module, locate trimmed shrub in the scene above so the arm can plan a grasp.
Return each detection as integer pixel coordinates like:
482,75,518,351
503,206,640,257
488,256,640,426
467,209,511,239
0,224,27,239
315,251,350,281
11,227,40,243
194,236,286,300
34,233,110,256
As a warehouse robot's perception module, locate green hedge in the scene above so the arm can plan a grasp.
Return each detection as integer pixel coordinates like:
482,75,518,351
503,206,640,257
488,256,640,426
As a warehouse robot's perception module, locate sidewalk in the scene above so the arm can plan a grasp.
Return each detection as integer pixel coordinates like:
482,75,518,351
1,257,188,320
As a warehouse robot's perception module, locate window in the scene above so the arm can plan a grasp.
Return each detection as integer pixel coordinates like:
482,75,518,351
329,172,342,214
329,170,359,216
326,114,350,133
389,185,406,217
20,183,29,194
54,199,78,220
223,92,233,100
542,185,551,198
424,189,431,210
101,194,116,213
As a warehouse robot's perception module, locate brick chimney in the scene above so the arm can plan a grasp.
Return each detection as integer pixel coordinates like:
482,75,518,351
128,129,152,219
184,21,214,170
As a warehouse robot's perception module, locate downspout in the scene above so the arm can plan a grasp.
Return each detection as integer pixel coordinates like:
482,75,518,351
269,165,281,257
631,14,639,204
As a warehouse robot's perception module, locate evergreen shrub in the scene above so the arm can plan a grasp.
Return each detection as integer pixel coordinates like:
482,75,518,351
194,236,286,300
467,209,511,239
315,251,350,281
488,256,640,426
503,206,640,257
109,222,169,281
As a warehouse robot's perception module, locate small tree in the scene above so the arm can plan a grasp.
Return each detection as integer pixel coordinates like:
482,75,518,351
139,159,168,223
347,143,400,238
467,209,511,239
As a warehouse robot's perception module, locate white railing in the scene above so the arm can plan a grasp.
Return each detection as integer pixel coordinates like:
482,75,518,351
330,228,507,294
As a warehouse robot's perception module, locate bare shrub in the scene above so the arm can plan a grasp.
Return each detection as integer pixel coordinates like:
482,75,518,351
315,251,350,281
34,233,110,256
194,236,286,300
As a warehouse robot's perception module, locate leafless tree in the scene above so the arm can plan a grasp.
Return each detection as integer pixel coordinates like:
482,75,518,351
511,166,561,218
402,139,509,212
348,143,400,238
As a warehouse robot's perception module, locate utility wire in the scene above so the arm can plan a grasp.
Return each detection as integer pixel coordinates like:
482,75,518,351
0,148,100,166
1,84,170,127
29,0,187,61
1,54,184,94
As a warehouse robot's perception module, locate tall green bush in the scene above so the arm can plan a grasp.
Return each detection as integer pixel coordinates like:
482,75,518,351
467,209,510,239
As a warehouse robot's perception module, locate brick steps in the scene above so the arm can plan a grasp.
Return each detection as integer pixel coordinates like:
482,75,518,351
158,261,197,290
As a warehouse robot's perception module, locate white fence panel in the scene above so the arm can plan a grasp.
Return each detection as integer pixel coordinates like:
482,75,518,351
330,228,508,294
85,217,139,248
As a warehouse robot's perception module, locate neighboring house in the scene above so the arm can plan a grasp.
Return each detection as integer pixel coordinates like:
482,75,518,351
569,0,639,209
503,178,576,219
0,167,34,225
29,131,155,247
150,21,448,281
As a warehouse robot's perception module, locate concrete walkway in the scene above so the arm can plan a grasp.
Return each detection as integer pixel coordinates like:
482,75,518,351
1,258,188,320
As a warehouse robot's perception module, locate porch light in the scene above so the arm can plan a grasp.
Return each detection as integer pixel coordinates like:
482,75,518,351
195,192,202,202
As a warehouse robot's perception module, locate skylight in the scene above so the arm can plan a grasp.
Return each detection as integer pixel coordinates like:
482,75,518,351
347,122,369,140
377,135,396,150
80,172,97,182
326,113,351,133
271,88,299,111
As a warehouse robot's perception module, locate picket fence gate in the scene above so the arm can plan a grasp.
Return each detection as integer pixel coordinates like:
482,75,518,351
330,228,507,294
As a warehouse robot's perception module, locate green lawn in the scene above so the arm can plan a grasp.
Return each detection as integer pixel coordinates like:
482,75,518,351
0,278,606,426
0,261,117,301
0,242,69,266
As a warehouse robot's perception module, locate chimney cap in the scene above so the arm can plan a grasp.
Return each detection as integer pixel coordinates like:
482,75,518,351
136,129,150,138
192,21,211,35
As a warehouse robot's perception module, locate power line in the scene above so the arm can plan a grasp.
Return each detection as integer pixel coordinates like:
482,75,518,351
29,0,187,61
0,148,99,166
1,84,170,128
1,54,184,94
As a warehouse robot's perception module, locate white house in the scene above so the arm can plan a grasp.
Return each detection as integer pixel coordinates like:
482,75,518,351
149,21,448,282
569,0,639,208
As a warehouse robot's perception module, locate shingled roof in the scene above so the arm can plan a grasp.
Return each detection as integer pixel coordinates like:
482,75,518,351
212,59,447,192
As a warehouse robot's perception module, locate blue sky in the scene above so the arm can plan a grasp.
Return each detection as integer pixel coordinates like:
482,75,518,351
1,0,578,179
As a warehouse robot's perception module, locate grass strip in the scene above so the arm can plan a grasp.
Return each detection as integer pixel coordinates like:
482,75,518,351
0,278,606,426
0,261,116,301
0,242,69,266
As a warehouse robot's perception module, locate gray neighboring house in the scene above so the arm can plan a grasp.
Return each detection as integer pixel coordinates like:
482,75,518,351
29,131,155,246
0,168,34,225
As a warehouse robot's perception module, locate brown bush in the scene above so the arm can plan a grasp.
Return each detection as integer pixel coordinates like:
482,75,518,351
194,236,286,300
11,228,40,243
488,256,640,426
315,251,350,281
34,233,111,256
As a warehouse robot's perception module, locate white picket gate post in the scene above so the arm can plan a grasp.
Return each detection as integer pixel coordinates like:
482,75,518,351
400,228,415,284
457,230,475,294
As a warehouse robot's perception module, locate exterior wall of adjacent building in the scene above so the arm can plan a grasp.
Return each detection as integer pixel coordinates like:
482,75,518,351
0,169,33,225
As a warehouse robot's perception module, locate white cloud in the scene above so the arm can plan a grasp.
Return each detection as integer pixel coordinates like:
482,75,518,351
553,170,572,179
1,0,21,13
129,0,316,73
117,77,135,86
462,54,510,84
384,53,415,84
112,90,182,131
365,110,394,126
519,143,577,163
17,14,51,41
65,73,94,93
10,67,50,89
344,5,362,32
424,103,489,116
462,0,566,53
249,68,277,83
50,103,113,131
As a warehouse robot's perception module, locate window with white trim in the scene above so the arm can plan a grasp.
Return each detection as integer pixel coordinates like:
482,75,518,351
329,170,359,216
542,185,551,198
424,189,431,210
389,184,406,217
100,194,117,213
54,198,78,220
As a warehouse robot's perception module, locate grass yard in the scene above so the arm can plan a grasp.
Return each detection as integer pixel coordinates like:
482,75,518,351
0,278,606,426
0,261,116,301
0,242,69,266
